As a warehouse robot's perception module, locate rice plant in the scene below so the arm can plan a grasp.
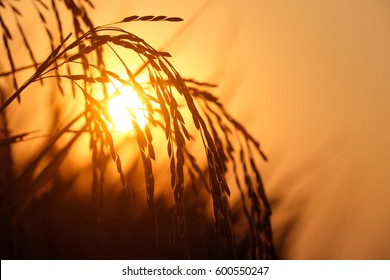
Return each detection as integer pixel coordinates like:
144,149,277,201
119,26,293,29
0,0,275,259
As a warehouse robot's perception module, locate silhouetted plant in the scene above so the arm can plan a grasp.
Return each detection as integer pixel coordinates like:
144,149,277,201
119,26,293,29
0,0,275,259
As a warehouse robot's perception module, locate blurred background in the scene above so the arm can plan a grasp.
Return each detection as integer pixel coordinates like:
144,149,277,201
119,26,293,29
1,0,390,259
99,0,390,259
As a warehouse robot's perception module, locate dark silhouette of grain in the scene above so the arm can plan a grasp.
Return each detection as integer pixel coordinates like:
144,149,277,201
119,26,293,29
0,0,275,259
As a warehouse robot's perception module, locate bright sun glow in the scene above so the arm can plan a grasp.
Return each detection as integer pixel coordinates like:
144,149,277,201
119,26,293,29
107,85,147,132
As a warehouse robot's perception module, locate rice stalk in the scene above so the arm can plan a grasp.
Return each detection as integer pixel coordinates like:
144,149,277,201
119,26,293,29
0,1,275,259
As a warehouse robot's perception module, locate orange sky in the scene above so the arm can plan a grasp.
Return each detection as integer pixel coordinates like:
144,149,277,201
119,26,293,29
95,0,390,259
2,0,389,259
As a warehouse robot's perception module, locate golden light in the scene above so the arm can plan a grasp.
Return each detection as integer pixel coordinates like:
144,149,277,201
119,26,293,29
107,85,147,132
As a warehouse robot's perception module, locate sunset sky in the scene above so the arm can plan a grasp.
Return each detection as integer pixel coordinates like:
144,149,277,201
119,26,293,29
2,0,389,259
96,0,390,259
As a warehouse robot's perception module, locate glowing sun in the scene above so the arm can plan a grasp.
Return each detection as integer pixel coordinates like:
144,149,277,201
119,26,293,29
107,85,147,132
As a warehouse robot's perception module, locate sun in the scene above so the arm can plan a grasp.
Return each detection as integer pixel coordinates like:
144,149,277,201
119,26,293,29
107,85,147,132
